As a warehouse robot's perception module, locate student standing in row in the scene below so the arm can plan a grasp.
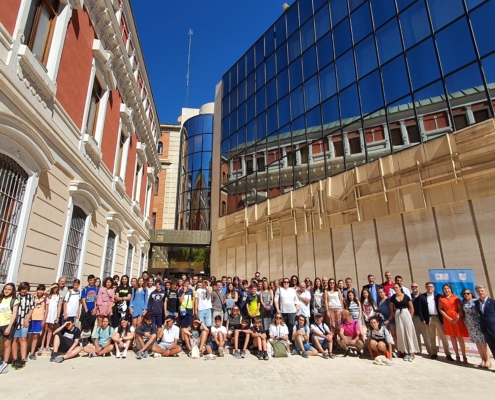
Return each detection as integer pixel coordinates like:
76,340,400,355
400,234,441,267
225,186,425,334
0,283,18,374
28,285,47,360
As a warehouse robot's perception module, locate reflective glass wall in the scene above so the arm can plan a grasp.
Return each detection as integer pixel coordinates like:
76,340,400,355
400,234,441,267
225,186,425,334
220,0,495,216
178,113,214,230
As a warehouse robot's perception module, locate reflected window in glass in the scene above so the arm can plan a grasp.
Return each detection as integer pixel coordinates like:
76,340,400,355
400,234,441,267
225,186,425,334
355,35,377,78
322,95,340,125
265,27,275,56
278,95,291,127
470,1,495,57
400,1,431,49
370,0,396,28
407,38,440,90
256,113,267,140
278,68,289,99
302,46,318,80
320,63,337,100
256,87,265,116
351,2,372,44
333,18,352,57
340,84,360,119
359,71,384,115
267,104,278,134
382,55,410,104
256,37,264,67
290,58,303,90
247,95,255,122
437,18,475,74
247,72,255,98
428,0,464,31
288,33,301,63
317,32,334,68
276,44,288,73
337,50,356,90
246,47,255,74
331,0,349,26
301,20,315,52
287,3,299,36
266,53,276,82
291,86,304,118
256,65,265,91
376,18,402,64
275,15,287,48
266,78,277,107
304,74,320,110
315,5,331,40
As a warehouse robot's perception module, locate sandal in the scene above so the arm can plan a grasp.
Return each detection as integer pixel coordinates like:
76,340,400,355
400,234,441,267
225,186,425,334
329,353,335,359
322,352,329,359
456,355,461,364
462,356,468,365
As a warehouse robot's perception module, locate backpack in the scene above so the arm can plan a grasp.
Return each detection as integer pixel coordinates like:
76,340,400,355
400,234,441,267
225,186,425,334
271,341,289,357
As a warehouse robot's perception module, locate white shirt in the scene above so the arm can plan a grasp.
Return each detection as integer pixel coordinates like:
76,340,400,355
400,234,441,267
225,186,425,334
426,293,437,315
389,287,412,297
161,324,180,345
274,287,298,313
210,325,227,339
195,287,212,311
311,322,330,336
296,290,311,317
269,323,289,339
479,297,489,314
64,290,80,317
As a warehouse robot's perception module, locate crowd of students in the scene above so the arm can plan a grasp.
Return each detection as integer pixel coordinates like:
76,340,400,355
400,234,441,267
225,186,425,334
0,270,494,374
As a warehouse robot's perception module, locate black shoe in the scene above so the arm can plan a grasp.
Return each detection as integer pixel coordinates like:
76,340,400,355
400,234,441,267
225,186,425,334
12,359,19,369
431,354,438,360
16,360,26,369
344,349,350,357
257,352,263,360
263,351,269,360
446,355,455,362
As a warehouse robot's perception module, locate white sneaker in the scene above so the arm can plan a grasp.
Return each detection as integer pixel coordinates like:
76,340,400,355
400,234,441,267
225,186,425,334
122,350,127,359
115,350,121,359
153,352,162,358
218,347,224,357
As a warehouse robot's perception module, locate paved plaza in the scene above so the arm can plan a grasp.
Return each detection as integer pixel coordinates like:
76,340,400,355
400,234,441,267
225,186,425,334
2,351,493,399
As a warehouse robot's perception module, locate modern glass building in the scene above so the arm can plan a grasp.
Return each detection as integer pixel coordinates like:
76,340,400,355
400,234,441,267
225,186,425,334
219,0,495,215
177,106,214,230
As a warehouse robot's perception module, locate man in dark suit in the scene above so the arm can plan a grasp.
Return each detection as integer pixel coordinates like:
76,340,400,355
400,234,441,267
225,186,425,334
411,283,431,355
362,274,383,304
475,284,495,359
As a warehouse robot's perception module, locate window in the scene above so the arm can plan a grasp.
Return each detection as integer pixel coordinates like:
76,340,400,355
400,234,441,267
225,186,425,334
115,132,126,177
222,171,227,182
133,163,142,200
103,230,116,278
85,78,103,138
300,147,309,164
454,114,469,130
0,154,29,284
406,124,421,143
139,252,146,276
348,136,362,154
24,0,60,65
157,141,163,154
61,206,87,284
390,128,404,146
154,176,159,196
333,139,344,157
473,109,490,124
257,155,266,172
286,150,296,166
151,212,156,229
221,201,227,216
246,159,254,175
125,244,133,276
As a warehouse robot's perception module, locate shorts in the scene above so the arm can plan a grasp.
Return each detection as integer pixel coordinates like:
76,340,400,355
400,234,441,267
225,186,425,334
57,334,74,353
0,325,15,339
151,315,164,326
28,320,43,334
198,309,212,326
295,341,315,352
316,337,329,349
180,312,193,328
208,341,219,351
14,327,28,339
158,342,173,351
166,311,178,318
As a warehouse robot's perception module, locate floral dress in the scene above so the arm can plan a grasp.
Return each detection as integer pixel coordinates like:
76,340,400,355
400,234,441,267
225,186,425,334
462,299,485,344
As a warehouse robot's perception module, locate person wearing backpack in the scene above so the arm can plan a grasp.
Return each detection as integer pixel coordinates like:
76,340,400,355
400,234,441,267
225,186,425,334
135,314,158,359
310,313,334,359
268,312,289,358
63,279,81,321
292,315,318,358
147,280,165,328
338,310,365,357
83,316,114,357
0,283,19,374
96,277,115,328
80,275,99,342
28,284,47,360
12,282,34,369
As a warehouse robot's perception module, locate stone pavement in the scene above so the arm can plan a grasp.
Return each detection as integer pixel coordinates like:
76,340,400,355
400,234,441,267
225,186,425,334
2,351,493,399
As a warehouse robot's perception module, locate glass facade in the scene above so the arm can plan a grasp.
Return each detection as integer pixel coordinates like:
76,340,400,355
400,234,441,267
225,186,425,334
220,0,495,215
178,113,214,230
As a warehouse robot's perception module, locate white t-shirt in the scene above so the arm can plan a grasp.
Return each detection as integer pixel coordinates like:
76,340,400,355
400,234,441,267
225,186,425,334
297,290,311,317
269,323,289,339
210,325,227,339
116,325,135,339
195,287,212,311
274,288,298,313
311,322,330,337
161,324,180,345
64,290,81,317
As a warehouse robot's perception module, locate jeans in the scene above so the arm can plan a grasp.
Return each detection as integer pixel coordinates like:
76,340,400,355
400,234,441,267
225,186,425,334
282,313,296,339
198,309,212,327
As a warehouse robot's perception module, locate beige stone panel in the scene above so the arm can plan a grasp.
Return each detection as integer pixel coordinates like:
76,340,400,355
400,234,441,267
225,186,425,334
257,241,270,279
236,245,246,278
82,210,106,279
403,208,442,286
282,235,298,278
471,196,495,292
226,247,236,277
375,214,410,283
215,241,227,278
281,219,296,237
269,239,283,280
352,220,381,289
465,175,495,200
313,229,333,278
114,239,127,275
435,202,485,285
296,232,315,280
332,225,356,282
246,242,257,279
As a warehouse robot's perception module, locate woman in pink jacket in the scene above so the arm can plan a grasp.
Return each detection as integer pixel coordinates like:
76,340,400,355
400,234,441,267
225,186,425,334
96,277,115,327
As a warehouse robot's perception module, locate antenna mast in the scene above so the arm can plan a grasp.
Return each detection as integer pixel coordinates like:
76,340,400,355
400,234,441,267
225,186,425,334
186,28,193,108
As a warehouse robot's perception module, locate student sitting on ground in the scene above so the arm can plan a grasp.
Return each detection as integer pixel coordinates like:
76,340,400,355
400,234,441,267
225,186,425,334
135,314,157,359
152,315,181,357
292,315,318,358
310,313,334,359
251,317,268,360
83,316,114,357
50,318,83,363
206,315,227,358
233,318,251,359
182,317,208,356
111,317,134,359
366,316,394,362
225,306,242,343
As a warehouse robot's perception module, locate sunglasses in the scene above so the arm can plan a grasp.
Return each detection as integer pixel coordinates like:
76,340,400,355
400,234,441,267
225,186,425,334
463,292,472,296
411,286,418,288
275,317,282,320
283,281,289,284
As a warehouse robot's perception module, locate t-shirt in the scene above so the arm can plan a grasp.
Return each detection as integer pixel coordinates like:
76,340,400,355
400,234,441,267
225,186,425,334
58,286,69,306
366,326,394,344
311,322,331,337
161,324,180,345
116,286,131,315
211,290,226,311
269,324,289,339
60,326,81,345
64,290,81,317
115,326,135,340
297,290,311,317
251,325,265,334
274,288,298,313
147,289,165,315
136,323,157,337
210,325,227,339
81,286,98,311
246,293,260,317
92,326,114,346
195,287,212,311
178,288,194,310
16,294,34,326
340,320,360,338
0,297,19,326
294,325,310,343
32,296,47,321
165,290,179,313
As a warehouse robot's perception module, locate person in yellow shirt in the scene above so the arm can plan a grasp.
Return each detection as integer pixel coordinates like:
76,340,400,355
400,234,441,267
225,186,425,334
0,283,19,374
246,284,261,323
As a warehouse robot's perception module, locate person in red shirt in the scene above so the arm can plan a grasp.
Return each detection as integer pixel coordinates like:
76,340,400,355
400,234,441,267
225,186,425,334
381,271,395,298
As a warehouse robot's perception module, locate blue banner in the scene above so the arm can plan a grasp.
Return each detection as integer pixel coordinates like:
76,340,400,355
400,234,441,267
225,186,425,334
428,269,476,296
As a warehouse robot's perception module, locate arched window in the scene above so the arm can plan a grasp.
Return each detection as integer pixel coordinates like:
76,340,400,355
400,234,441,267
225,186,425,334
157,141,163,154
221,201,227,216
102,230,116,278
154,176,159,196
61,206,87,283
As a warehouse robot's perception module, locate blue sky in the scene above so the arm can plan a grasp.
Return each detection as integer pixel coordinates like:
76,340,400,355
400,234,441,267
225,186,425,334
131,0,290,124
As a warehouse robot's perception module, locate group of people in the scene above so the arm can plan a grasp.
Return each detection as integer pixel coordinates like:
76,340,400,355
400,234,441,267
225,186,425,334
0,270,494,373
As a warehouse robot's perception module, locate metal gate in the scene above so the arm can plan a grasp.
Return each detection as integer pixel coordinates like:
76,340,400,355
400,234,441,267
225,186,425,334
62,206,87,283
0,153,28,284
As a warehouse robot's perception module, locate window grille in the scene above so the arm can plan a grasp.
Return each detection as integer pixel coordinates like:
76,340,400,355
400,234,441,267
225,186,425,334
62,206,86,283
125,243,133,276
103,230,116,278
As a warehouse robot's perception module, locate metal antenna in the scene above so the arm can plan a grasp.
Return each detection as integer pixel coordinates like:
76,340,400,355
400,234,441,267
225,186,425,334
186,28,193,108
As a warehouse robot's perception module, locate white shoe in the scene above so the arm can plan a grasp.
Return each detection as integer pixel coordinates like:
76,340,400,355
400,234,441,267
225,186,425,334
153,353,162,358
218,347,224,357
115,350,121,359
122,350,127,359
